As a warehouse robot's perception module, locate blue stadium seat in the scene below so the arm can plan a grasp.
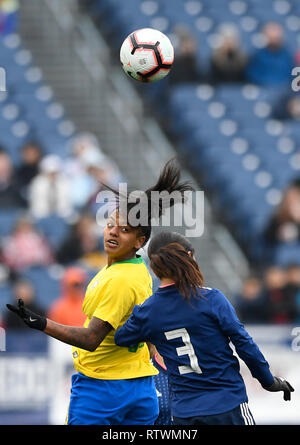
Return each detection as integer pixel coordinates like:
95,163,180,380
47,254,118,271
0,283,13,314
34,215,69,249
272,243,300,266
20,266,61,310
0,209,23,237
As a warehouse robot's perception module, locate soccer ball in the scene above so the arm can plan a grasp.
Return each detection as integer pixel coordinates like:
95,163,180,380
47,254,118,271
120,28,174,83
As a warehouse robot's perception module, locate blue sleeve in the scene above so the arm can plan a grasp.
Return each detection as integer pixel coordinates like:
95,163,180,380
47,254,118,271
212,290,274,388
245,50,263,84
114,302,151,347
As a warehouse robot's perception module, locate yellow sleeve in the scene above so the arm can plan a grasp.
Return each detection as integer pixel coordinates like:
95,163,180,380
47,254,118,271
92,277,135,330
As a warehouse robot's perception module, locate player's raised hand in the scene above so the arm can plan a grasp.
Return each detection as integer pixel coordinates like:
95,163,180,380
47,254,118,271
264,376,294,401
6,298,47,331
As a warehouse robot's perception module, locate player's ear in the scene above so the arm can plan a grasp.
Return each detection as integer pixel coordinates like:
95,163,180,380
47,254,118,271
135,235,146,251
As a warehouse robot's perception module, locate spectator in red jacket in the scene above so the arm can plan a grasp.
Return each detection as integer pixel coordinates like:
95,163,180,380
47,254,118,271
47,266,87,326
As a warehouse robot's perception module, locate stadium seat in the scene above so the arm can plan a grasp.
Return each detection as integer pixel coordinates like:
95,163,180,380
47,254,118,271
20,266,61,310
0,283,13,314
272,242,300,266
0,209,24,237
34,215,69,250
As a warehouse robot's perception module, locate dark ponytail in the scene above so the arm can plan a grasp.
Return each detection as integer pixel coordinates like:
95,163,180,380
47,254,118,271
102,158,194,246
148,232,204,302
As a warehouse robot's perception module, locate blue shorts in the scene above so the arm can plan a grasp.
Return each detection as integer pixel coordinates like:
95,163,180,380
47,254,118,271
172,403,255,426
66,372,159,425
153,356,172,426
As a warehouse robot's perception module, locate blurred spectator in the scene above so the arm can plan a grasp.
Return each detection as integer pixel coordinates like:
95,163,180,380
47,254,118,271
3,278,45,330
0,0,19,35
28,154,73,219
246,22,293,86
2,214,54,272
64,133,123,212
272,91,300,121
0,148,26,209
64,133,103,209
16,141,43,201
82,150,123,216
0,313,4,329
283,264,300,320
235,275,267,323
55,212,106,269
168,25,202,84
264,179,300,244
47,267,87,326
261,266,298,323
285,263,300,288
210,23,247,84
66,132,100,163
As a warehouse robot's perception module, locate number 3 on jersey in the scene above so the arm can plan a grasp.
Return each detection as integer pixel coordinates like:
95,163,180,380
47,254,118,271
165,328,202,375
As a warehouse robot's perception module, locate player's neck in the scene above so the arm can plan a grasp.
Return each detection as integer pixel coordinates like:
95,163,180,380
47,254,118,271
107,252,137,267
160,278,176,286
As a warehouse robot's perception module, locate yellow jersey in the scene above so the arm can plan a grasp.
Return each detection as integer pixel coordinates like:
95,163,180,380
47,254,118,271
72,256,158,380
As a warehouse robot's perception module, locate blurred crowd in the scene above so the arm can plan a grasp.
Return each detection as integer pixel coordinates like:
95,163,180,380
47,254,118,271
1,5,300,328
235,263,300,324
165,19,300,324
0,134,122,220
169,21,295,88
0,133,123,330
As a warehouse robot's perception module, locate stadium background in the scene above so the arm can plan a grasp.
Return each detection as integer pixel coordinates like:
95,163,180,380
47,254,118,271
0,0,300,425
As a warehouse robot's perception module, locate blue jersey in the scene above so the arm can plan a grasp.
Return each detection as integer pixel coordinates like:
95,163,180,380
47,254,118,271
115,285,274,418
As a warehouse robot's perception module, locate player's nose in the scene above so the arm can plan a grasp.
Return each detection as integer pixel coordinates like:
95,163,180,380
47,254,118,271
109,225,119,237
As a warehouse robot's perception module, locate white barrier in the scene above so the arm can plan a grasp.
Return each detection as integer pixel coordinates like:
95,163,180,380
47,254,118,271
238,325,300,425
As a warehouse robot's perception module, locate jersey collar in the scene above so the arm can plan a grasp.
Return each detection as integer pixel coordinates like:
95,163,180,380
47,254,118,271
110,255,144,266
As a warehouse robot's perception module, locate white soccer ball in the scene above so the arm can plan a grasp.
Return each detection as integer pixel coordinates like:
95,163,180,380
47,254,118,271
120,28,174,83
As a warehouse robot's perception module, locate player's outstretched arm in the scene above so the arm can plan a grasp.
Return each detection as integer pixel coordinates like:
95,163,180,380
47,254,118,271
211,290,295,400
6,298,112,351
